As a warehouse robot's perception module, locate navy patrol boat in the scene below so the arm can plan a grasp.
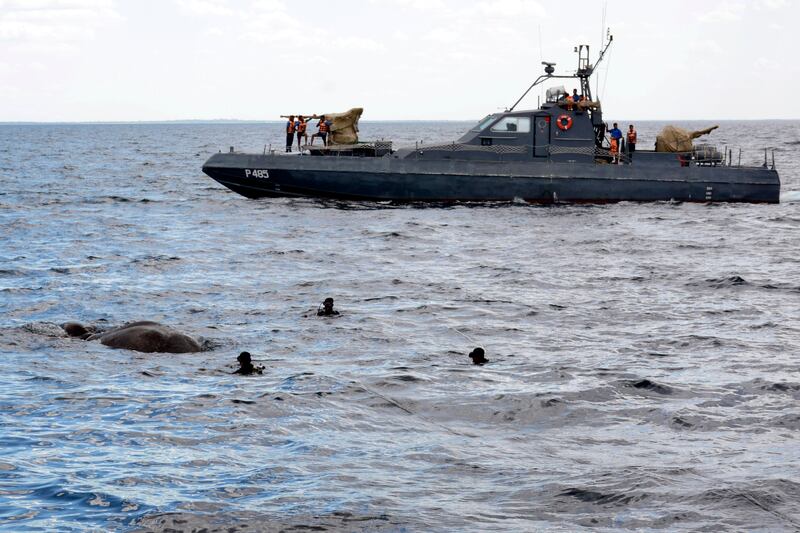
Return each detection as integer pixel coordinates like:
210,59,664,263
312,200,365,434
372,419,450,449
202,36,780,204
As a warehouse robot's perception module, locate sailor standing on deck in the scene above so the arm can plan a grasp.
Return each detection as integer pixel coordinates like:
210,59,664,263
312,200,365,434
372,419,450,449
310,115,332,147
564,91,574,111
285,115,296,152
626,124,637,161
296,115,309,150
609,122,623,164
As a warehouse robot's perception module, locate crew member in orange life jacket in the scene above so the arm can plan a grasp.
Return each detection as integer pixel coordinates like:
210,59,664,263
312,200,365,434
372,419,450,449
626,124,637,160
609,136,619,164
285,115,296,152
310,115,332,147
295,115,309,150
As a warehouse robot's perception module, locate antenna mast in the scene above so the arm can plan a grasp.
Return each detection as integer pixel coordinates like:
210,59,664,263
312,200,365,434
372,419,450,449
508,32,613,111
577,31,613,102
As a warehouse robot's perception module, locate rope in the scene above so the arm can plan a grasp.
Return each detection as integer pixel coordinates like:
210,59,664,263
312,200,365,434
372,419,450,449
328,375,478,439
448,326,485,352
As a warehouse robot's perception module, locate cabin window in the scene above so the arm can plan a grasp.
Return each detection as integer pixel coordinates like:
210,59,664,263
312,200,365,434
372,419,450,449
490,116,531,133
473,114,497,131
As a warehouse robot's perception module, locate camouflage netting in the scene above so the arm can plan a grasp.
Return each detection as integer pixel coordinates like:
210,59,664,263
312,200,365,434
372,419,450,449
325,107,363,145
655,125,719,152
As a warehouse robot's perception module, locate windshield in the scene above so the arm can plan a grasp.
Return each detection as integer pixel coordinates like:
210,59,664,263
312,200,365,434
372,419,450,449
473,114,497,131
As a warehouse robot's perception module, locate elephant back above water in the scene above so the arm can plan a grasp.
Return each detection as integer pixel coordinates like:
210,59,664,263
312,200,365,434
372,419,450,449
86,321,201,353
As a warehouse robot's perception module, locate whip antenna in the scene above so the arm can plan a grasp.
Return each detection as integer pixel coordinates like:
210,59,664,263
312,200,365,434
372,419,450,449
597,0,608,97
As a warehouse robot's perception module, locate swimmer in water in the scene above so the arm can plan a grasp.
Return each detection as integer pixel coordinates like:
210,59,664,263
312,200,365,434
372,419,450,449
233,351,263,375
469,347,488,365
317,297,340,316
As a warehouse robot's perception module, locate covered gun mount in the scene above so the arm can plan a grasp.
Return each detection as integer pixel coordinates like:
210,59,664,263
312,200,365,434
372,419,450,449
655,125,719,153
323,107,363,145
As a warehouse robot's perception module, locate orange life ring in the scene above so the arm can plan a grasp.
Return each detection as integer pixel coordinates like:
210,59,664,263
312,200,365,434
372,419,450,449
556,114,573,131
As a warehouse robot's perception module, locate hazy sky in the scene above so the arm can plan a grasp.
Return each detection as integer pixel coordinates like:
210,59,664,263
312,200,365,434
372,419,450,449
1,0,797,122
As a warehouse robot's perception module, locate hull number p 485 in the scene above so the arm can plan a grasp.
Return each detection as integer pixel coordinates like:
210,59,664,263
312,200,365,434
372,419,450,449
245,169,269,179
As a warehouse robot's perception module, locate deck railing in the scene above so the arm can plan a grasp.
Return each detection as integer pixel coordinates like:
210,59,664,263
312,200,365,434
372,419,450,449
283,140,777,170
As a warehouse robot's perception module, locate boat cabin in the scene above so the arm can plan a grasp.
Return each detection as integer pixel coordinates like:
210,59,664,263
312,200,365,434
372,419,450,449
391,86,603,164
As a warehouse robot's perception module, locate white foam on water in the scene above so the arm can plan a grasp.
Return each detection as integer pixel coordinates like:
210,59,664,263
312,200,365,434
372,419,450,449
780,190,800,203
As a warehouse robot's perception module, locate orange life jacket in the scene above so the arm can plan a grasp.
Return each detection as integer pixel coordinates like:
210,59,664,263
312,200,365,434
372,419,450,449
297,121,307,134
318,120,329,133
627,130,637,144
286,121,295,134
610,138,619,153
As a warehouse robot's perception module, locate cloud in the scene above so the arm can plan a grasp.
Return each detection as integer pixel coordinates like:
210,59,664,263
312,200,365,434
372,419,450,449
240,7,304,44
251,0,289,10
175,0,236,16
469,0,546,18
392,30,410,41
0,0,115,7
331,35,386,52
238,0,386,56
698,1,746,22
754,56,780,70
689,39,724,55
238,0,303,43
0,0,120,45
424,27,459,44
757,0,786,8
370,0,446,12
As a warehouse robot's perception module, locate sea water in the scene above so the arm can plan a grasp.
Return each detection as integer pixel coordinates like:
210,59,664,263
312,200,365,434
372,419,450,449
0,121,799,531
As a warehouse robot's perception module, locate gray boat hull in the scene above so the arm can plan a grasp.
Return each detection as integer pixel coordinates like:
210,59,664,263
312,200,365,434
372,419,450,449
202,153,780,204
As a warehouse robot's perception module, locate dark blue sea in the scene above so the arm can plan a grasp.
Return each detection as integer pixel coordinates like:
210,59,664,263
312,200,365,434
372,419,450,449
1,121,799,532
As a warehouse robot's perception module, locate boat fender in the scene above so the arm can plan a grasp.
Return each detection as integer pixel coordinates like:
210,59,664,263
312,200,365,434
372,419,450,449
556,114,573,131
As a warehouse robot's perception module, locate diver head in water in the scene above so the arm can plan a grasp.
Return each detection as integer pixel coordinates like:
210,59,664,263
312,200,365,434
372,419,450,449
317,297,340,316
469,347,487,365
234,351,263,375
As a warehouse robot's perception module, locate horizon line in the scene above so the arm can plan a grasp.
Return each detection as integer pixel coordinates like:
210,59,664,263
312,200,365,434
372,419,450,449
2,117,799,125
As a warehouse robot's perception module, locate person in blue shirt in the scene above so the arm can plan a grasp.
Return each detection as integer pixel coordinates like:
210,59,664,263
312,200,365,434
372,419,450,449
609,122,623,162
607,122,623,163
609,122,623,142
285,115,295,152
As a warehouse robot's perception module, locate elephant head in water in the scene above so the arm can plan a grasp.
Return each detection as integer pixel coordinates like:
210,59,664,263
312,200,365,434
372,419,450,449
655,125,719,153
65,321,202,353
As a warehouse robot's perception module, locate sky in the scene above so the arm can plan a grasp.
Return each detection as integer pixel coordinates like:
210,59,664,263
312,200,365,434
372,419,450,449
0,0,798,122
